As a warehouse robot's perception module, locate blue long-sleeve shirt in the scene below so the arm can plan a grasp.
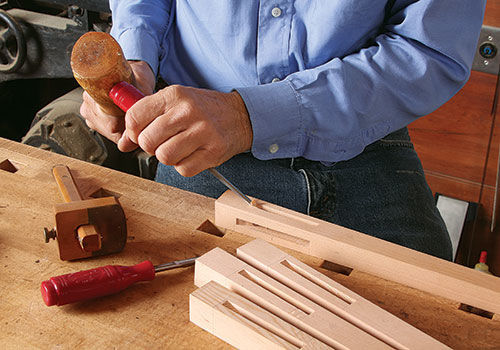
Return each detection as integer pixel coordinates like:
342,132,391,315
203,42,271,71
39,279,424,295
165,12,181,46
109,1,485,163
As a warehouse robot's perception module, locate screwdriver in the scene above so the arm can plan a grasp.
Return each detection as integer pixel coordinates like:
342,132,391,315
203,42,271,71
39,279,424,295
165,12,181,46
41,257,196,306
109,81,253,205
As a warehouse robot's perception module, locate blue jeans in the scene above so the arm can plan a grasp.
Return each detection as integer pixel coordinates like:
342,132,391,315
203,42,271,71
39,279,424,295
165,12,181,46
155,127,452,260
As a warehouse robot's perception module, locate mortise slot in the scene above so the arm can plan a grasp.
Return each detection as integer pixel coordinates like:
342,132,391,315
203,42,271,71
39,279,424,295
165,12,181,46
89,187,122,199
281,260,354,305
458,303,494,319
252,201,319,226
238,270,313,315
320,260,353,276
196,219,225,237
236,219,310,247
222,300,304,349
0,159,18,173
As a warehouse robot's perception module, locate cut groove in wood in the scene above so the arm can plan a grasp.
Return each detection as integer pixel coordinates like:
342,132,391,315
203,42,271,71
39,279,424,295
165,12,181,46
239,269,313,315
236,219,310,247
458,303,494,319
89,187,122,199
320,260,353,276
280,260,354,305
252,200,319,226
0,159,18,173
222,300,305,349
196,219,225,237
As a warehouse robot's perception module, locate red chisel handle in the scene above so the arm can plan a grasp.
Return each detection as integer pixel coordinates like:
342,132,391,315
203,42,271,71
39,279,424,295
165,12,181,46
109,81,145,112
41,260,155,306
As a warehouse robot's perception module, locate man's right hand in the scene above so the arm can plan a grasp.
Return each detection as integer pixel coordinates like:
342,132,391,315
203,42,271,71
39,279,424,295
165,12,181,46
80,60,155,152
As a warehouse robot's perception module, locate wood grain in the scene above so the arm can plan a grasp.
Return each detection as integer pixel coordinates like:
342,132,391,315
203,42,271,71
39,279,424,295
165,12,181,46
484,0,500,27
1,138,499,349
409,71,497,185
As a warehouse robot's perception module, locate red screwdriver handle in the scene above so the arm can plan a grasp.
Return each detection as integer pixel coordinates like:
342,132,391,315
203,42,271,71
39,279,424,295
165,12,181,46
41,260,155,306
109,81,145,112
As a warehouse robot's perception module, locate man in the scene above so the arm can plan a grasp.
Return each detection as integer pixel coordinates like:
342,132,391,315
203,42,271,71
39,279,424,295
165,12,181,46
81,1,486,260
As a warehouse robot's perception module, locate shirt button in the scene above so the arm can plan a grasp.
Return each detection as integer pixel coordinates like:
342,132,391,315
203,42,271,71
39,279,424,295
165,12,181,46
271,77,280,83
269,143,279,154
271,7,282,17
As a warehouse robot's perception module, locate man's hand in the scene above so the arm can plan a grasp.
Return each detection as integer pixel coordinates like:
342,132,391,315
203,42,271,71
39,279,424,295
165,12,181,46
80,60,155,149
121,85,253,177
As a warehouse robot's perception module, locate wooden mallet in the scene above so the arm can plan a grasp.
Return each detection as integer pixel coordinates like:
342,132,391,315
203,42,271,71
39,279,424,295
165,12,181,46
70,31,136,116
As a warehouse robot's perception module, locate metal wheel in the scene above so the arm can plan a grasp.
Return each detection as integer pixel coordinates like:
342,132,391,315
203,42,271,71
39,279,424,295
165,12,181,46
0,9,26,73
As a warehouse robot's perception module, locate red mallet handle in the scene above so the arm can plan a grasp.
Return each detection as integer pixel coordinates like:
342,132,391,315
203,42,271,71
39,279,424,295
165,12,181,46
41,260,155,306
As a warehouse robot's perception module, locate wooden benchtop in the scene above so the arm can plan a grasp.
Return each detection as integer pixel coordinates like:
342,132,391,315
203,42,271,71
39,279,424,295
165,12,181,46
0,137,499,349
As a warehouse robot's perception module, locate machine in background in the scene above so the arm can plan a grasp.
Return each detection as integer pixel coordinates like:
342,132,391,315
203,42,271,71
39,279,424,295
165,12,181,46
0,0,157,179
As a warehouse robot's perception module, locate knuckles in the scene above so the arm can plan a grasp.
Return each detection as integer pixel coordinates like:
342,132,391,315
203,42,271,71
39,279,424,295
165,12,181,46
167,84,186,99
178,100,196,117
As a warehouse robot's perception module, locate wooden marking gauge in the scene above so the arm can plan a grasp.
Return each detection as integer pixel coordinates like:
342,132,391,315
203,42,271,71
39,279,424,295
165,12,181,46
190,239,448,349
46,165,127,260
214,190,500,317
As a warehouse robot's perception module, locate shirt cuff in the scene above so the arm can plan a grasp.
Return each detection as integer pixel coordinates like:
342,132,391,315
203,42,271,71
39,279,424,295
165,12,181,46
236,81,303,160
111,28,160,77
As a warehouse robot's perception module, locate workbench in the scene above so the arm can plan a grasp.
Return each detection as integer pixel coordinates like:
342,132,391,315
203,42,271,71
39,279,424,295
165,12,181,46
1,137,499,349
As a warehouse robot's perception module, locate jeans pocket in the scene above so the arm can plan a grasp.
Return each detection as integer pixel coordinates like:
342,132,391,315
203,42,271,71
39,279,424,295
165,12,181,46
377,138,414,148
365,127,414,153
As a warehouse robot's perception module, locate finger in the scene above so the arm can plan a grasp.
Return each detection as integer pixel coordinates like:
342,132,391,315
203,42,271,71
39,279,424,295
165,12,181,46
136,111,187,155
153,129,201,166
82,91,104,117
85,118,95,130
80,103,90,123
81,90,128,144
117,130,139,153
82,90,91,104
125,93,171,144
129,60,155,95
89,115,124,143
125,87,180,144
80,91,93,119
173,149,219,177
